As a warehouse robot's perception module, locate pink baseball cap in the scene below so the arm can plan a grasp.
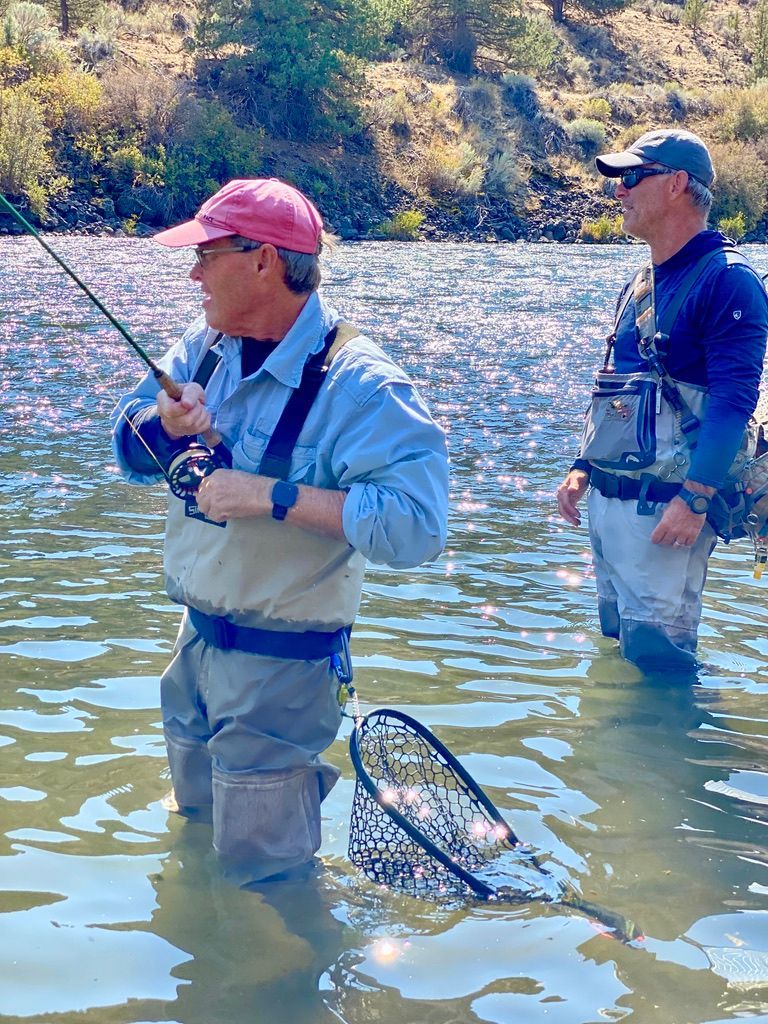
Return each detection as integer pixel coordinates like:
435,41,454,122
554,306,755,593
154,178,324,254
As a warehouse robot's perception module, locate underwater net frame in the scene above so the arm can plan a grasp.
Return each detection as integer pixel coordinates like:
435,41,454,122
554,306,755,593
348,707,642,942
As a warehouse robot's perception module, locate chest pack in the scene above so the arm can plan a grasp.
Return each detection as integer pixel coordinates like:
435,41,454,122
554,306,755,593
580,247,757,509
193,321,359,480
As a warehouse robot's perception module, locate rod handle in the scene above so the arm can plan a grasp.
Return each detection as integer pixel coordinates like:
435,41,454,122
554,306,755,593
153,367,224,451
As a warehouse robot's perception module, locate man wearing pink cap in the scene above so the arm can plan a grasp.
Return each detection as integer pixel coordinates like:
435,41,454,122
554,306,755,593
112,178,449,884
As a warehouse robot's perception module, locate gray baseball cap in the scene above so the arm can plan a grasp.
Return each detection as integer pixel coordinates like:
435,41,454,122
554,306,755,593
595,128,715,187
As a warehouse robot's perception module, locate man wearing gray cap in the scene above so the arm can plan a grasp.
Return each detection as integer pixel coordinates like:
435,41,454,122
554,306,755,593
556,128,768,674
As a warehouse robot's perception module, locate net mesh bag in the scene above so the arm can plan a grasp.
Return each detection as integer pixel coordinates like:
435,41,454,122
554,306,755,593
348,708,552,902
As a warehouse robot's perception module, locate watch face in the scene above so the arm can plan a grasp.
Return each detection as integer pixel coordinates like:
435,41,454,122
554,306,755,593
681,489,709,514
271,480,299,520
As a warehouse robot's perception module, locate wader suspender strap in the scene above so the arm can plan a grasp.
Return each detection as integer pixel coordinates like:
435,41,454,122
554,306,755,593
192,333,224,388
259,321,359,479
656,246,743,340
190,322,359,479
634,264,700,440
602,279,639,371
637,247,747,442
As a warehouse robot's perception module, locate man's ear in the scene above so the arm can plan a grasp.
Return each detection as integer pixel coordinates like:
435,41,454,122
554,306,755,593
253,243,280,274
669,170,690,199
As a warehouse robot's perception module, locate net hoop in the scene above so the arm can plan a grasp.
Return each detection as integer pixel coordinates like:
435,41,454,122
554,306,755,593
349,707,533,901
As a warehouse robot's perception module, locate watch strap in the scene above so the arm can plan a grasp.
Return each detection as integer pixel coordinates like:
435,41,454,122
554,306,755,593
677,487,710,515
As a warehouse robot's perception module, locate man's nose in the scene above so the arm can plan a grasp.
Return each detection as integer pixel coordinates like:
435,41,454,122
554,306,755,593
190,262,202,282
615,181,629,199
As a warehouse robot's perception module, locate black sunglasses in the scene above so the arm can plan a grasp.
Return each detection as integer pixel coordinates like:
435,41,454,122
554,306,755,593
618,167,675,190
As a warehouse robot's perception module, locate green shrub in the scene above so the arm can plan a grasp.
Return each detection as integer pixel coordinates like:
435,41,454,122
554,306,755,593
422,138,485,195
709,141,768,231
485,149,526,197
2,2,57,50
582,96,611,121
501,73,538,117
159,98,264,219
105,141,164,191
580,213,624,242
1,1,65,72
715,82,768,141
0,86,67,210
717,211,746,240
682,0,708,35
377,210,425,240
504,12,560,74
568,117,606,158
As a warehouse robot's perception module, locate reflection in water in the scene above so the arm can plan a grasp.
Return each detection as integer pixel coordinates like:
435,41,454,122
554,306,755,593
1,238,767,1023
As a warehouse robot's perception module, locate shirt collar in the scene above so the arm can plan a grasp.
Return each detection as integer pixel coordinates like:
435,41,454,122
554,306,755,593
209,292,338,387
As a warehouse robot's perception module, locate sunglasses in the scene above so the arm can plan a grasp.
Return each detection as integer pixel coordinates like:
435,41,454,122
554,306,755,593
618,167,676,190
193,242,262,267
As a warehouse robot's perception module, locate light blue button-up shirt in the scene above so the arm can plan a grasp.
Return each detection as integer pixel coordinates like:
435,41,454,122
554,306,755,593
112,291,449,569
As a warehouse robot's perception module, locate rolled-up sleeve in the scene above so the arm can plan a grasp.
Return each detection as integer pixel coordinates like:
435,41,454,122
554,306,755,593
336,383,449,568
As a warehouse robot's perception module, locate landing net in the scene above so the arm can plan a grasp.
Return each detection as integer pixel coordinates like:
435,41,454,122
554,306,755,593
348,708,549,902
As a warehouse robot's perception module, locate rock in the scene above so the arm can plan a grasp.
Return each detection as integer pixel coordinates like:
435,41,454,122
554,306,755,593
549,220,567,241
336,217,358,240
171,10,191,32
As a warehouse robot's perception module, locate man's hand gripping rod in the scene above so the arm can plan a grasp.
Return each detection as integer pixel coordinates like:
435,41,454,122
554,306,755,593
0,194,230,505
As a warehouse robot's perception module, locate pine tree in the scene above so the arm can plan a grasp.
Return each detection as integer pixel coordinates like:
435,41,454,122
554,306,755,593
195,0,387,140
752,0,768,81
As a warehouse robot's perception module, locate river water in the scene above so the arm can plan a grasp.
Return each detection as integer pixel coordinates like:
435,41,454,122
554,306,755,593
2,237,768,1024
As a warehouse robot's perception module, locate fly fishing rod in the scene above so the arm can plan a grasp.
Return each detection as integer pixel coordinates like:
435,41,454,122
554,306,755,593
1,193,230,513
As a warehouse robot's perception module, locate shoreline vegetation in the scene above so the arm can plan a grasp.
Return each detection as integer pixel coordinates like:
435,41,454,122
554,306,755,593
2,0,768,244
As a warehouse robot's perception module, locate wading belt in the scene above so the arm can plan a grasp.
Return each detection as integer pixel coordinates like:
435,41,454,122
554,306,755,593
188,607,352,660
188,320,359,665
590,467,681,503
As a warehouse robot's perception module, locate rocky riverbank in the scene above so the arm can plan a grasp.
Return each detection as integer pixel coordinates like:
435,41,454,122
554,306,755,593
4,178,768,244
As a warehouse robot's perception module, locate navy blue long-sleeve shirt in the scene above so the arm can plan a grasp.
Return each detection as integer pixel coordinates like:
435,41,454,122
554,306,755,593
612,231,768,488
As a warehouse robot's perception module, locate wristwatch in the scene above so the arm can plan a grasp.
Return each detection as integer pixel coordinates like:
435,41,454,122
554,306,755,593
270,480,299,521
677,487,711,515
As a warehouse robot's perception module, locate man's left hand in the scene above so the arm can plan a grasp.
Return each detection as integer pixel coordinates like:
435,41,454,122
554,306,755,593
195,469,271,523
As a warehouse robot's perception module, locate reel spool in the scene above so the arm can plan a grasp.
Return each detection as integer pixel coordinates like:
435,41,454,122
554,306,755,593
167,442,224,499
167,443,228,527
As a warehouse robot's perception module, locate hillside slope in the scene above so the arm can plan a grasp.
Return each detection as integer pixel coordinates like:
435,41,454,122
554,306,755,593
6,0,767,241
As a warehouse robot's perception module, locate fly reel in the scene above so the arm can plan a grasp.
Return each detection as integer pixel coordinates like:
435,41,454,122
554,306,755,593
167,443,228,527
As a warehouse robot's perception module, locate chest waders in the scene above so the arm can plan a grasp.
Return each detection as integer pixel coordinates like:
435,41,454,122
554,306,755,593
583,246,757,527
184,322,361,683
